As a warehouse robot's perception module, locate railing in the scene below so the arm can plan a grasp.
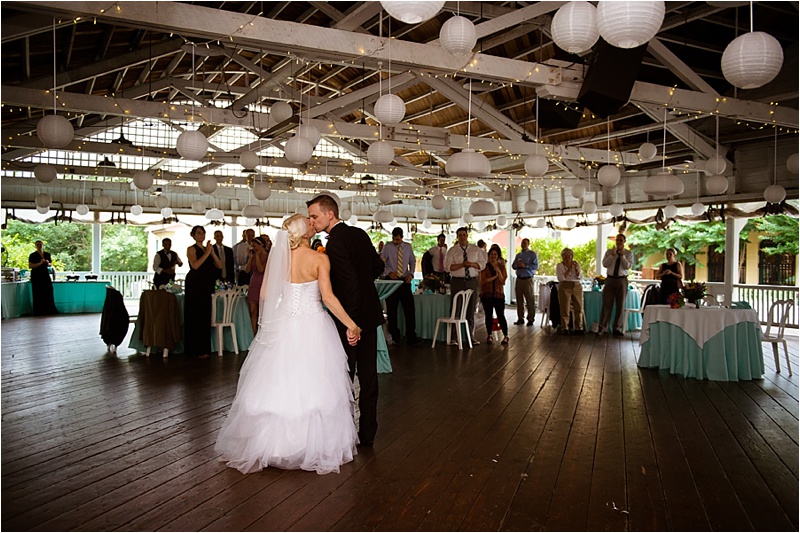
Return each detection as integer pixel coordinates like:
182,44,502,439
733,284,798,328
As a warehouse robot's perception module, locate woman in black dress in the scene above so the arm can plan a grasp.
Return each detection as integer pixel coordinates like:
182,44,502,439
655,248,683,304
28,240,58,315
184,226,222,357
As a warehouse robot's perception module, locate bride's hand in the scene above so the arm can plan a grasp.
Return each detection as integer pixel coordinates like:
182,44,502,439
346,325,361,346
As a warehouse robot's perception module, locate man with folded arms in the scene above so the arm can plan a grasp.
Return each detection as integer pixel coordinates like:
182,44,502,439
511,238,539,326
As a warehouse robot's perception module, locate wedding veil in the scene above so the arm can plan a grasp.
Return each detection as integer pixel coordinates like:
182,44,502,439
256,230,294,346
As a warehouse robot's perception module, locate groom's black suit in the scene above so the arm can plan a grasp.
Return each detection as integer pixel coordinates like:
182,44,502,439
326,221,385,444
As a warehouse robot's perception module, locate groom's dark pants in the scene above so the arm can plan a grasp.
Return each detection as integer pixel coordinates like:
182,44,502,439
340,326,379,442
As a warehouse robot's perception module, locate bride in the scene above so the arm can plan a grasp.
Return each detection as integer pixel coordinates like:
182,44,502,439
214,214,361,475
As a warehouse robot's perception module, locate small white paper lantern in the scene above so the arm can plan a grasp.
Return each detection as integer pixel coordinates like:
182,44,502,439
446,149,491,178
663,204,678,219
462,213,474,224
240,151,260,170
206,208,224,220
524,154,549,177
191,200,205,213
160,207,173,218
787,153,799,174
536,218,547,228
245,218,256,226
764,184,786,204
638,142,658,161
431,193,447,210
367,140,395,166
36,205,50,215
608,204,624,217
76,204,90,216
583,200,597,215
597,165,621,187
176,130,208,161
284,136,313,164
565,218,577,229
153,195,169,209
440,15,477,56
340,208,352,221
34,164,57,184
253,182,272,200
377,188,394,205
36,114,74,148
374,94,406,125
524,199,539,214
496,215,508,228
422,219,432,230
95,194,113,209
643,172,684,197
270,101,293,124
596,1,665,49
381,0,444,24
571,182,586,199
705,155,727,175
130,204,143,216
35,193,52,208
242,204,265,219
297,124,321,148
691,202,705,216
132,171,154,190
349,213,359,225
198,175,217,194
416,208,428,221
374,208,394,223
551,1,599,54
474,220,486,232
721,31,784,90
705,174,729,195
469,200,495,216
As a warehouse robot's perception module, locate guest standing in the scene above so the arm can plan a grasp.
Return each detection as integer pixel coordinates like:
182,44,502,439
480,247,509,345
445,227,486,345
213,230,235,285
655,248,683,304
427,233,448,282
28,240,58,315
556,247,585,335
184,226,222,357
511,238,539,326
233,229,255,286
380,227,418,345
152,238,183,288
245,236,268,334
597,234,633,337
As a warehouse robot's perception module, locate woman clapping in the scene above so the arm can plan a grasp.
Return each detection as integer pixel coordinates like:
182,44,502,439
556,248,585,335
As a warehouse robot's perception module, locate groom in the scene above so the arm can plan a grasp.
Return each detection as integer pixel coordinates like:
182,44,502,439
307,194,385,447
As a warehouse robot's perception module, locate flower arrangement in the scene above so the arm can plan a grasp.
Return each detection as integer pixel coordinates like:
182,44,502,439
593,275,606,288
682,281,707,303
316,246,326,254
667,291,685,309
420,274,443,293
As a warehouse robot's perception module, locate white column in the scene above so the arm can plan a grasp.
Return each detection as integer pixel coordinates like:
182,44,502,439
92,213,101,275
596,223,607,276
724,217,747,305
505,227,515,305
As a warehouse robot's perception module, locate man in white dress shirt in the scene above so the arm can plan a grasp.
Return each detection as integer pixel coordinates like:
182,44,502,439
380,227,419,345
444,227,487,345
233,228,255,285
598,234,634,336
427,233,448,282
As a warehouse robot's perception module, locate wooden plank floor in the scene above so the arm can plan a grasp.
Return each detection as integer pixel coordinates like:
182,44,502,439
2,310,798,531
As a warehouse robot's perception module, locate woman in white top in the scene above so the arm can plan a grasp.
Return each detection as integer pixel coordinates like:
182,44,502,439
555,247,585,335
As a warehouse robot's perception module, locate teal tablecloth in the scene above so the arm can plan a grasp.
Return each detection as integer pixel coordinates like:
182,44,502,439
583,289,642,332
128,292,254,354
2,281,34,318
1,280,110,318
375,280,402,373
398,293,453,340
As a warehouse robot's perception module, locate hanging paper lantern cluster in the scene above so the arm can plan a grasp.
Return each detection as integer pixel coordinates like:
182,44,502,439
551,1,599,54
440,15,477,56
36,114,74,148
446,149,491,178
596,1,665,49
721,32,784,89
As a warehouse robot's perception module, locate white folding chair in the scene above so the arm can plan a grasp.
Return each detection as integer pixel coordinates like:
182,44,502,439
432,289,474,349
762,299,794,376
211,289,241,357
621,285,648,334
538,283,551,328
701,294,719,306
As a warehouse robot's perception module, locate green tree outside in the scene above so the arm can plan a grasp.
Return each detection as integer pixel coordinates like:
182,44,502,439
101,224,148,271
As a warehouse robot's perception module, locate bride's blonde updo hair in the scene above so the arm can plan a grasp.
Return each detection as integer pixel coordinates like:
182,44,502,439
283,214,309,250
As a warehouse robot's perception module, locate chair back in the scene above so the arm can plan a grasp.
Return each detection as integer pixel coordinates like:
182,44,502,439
641,284,659,309
701,294,719,306
450,289,473,320
216,289,241,324
765,299,794,339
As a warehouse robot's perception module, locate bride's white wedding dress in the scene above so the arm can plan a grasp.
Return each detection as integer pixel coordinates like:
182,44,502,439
214,279,358,474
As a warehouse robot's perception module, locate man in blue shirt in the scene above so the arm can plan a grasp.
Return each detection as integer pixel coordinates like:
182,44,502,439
380,227,419,345
511,238,539,326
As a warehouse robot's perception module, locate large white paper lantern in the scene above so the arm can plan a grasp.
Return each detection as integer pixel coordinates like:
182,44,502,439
76,204,90,216
721,31,784,89
242,204,265,219
270,101,293,124
381,1,444,24
130,204,143,216
198,175,217,194
705,174,728,195
176,130,208,161
705,155,727,175
253,181,271,200
551,1,599,54
240,150,260,170
596,1,665,49
583,200,597,215
191,200,205,213
469,200,495,216
764,184,786,204
440,15,477,56
524,199,539,214
496,215,508,228
524,154,549,177
446,149,491,178
638,142,658,160
297,124,321,148
34,164,57,184
132,171,154,190
535,218,547,229
462,213,474,224
608,204,624,217
571,182,586,199
36,205,50,215
160,207,173,218
95,194,113,209
416,208,428,221
35,193,52,208
565,218,577,229
340,208,352,221
691,202,705,216
643,171,684,197
153,195,170,209
36,114,74,148
377,188,394,205
284,136,313,164
597,165,621,187
663,204,678,219
431,193,447,210
374,94,406,125
367,140,395,166
786,153,799,174
374,208,394,223
206,208,224,220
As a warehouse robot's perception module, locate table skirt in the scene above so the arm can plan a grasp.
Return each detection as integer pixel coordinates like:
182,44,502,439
397,293,452,340
583,290,642,332
2,280,110,318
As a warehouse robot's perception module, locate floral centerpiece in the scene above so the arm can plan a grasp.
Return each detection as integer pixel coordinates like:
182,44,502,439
593,275,605,289
682,281,707,305
667,291,685,309
420,274,444,293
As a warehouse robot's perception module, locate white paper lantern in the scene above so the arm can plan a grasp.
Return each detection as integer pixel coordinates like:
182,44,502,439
206,208,224,220
643,171,684,197
721,31,784,89
446,149,491,178
381,0,444,24
440,15,477,56
691,202,705,216
638,142,658,160
242,204,265,219
705,174,729,195
596,1,665,49
349,213,358,225
76,204,90,216
583,200,597,215
431,193,447,210
367,140,395,166
132,171,154,190
176,130,208,161
245,218,256,226
570,182,586,199
565,218,577,229
253,181,272,200
705,155,727,175
608,204,624,217
474,220,486,232
270,101,293,124
160,207,173,218
284,136,313,164
34,164,57,184
297,124,321,148
416,208,428,221
551,1,599,54
240,151,260,170
663,204,678,219
374,208,394,223
130,204,143,216
469,200,495,216
597,165,621,187
340,208,352,221
35,193,52,208
198,175,217,194
536,218,547,228
36,205,50,215
524,154,549,177
377,188,394,205
764,184,786,204
374,94,406,125
36,114,74,148
153,195,169,209
95,194,113,209
496,215,508,228
787,153,799,174
191,200,205,213
462,213,474,224
422,219,432,230
524,199,539,214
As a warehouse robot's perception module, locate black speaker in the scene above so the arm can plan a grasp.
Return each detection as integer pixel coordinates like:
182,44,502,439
577,38,648,118
536,98,584,130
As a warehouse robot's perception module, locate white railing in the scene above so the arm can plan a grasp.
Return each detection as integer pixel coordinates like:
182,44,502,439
733,284,799,328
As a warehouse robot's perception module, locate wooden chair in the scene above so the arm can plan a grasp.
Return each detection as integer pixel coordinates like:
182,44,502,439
211,289,241,357
431,289,474,349
762,299,794,376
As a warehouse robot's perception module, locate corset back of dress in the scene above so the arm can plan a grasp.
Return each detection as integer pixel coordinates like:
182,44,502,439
291,280,324,316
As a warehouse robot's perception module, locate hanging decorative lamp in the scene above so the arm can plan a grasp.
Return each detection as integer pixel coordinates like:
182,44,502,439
374,93,406,125
469,200,496,216
198,175,218,194
191,200,205,214
524,199,539,214
253,181,271,200
722,32,783,89
132,170,154,190
571,182,586,199
663,204,678,219
447,78,490,178
551,1,599,54
35,192,52,208
643,108,684,198
440,15,477,56
380,1,444,24
431,193,447,210
496,215,508,228
608,204,624,217
638,142,658,161
270,101,293,124
377,188,394,205
130,204,143,216
37,21,74,149
786,153,798,174
177,130,209,161
76,204,90,216
416,208,428,221
596,1,665,49
764,126,786,203
34,164,57,184
240,150,260,170
367,140,395,166
284,135,313,164
705,175,728,195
